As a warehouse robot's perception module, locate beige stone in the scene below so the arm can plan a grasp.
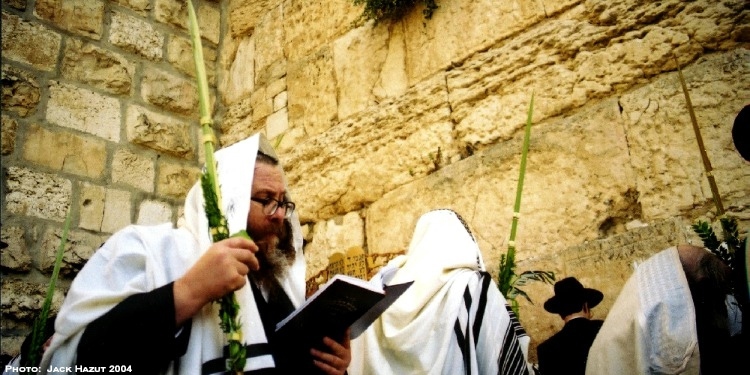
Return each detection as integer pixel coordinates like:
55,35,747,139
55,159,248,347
38,228,105,277
283,0,360,62
167,35,217,84
102,189,132,234
223,36,255,105
253,5,284,86
4,0,25,10
78,183,106,232
250,86,273,122
46,81,120,142
109,11,163,61
266,108,288,140
1,65,41,117
155,0,219,44
23,124,107,179
1,12,61,71
1,114,18,155
126,105,195,159
0,279,65,322
287,48,338,136
34,0,104,39
141,67,199,115
273,91,287,111
0,226,31,272
229,0,277,37
157,161,201,199
114,0,152,16
305,212,365,278
4,167,71,222
61,39,134,95
112,148,155,192
136,200,174,225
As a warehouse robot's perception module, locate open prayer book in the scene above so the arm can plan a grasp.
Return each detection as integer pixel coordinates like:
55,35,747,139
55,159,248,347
275,274,413,342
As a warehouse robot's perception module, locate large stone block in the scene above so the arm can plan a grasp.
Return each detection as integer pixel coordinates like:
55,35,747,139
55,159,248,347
4,167,71,222
253,5,284,86
37,227,106,277
156,161,201,199
1,114,18,155
0,279,65,325
114,0,152,16
1,65,41,117
112,148,155,192
34,0,104,39
61,39,135,95
136,200,174,225
102,189,132,234
126,105,195,159
287,48,338,136
0,226,31,273
46,81,120,142
283,0,360,62
304,211,365,278
167,35,217,85
1,12,61,71
228,0,277,37
156,0,220,44
78,182,106,232
23,124,107,179
109,11,163,61
222,36,255,106
141,67,199,116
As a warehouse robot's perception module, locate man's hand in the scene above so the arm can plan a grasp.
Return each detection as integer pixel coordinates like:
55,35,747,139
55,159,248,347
311,329,351,375
173,237,259,325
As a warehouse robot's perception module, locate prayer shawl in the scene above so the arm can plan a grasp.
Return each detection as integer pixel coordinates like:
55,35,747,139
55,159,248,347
349,209,531,375
585,247,700,375
39,134,306,374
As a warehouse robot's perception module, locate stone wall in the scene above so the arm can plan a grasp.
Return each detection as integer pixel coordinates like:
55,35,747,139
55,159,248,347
0,0,221,359
1,0,748,364
220,0,749,361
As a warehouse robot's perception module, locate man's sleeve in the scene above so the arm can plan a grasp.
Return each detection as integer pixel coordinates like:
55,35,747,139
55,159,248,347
76,282,191,373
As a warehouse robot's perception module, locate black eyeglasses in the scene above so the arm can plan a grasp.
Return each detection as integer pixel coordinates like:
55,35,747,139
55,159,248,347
250,197,296,218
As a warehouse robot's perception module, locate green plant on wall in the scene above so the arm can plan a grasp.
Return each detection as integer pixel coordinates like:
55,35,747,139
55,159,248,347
497,93,555,317
674,56,746,271
352,0,438,23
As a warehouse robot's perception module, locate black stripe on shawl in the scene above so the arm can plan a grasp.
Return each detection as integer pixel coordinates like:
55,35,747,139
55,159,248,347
472,272,492,345
498,305,529,375
201,343,275,374
454,285,474,375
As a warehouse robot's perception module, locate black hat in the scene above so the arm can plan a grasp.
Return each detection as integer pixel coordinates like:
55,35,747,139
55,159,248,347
733,104,750,162
543,277,603,314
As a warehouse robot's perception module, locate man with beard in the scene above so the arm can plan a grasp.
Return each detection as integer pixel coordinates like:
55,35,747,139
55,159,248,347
585,244,736,374
39,134,351,374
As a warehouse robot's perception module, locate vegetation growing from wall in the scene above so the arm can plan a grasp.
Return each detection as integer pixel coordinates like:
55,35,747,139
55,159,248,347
352,0,438,23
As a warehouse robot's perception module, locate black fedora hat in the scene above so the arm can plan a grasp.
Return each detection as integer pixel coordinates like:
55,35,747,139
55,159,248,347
543,277,603,314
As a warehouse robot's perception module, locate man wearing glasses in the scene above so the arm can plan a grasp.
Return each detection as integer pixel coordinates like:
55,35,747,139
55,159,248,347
39,134,351,374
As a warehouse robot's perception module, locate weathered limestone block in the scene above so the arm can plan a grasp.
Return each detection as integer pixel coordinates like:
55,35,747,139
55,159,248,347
1,12,61,71
126,105,195,159
4,0,25,11
141,67,199,116
223,37,255,105
38,227,105,277
61,39,134,95
304,211,365,279
136,200,174,225
268,79,286,106
287,48,338,136
23,124,107,179
253,5,284,86
0,279,65,326
2,114,18,155
167,35,217,85
219,97,262,147
114,0,152,16
4,167,71,222
404,0,546,86
333,21,392,120
34,0,104,40
1,65,41,117
109,11,163,61
365,96,635,276
620,49,750,220
229,0,277,37
266,108,288,140
157,161,201,199
282,0,360,62
251,86,273,123
46,81,120,142
112,148,155,192
156,0,220,44
285,74,453,222
0,226,31,272
77,183,133,234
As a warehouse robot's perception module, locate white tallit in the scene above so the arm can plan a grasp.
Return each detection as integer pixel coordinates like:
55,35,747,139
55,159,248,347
585,247,700,375
349,209,531,375
39,134,306,374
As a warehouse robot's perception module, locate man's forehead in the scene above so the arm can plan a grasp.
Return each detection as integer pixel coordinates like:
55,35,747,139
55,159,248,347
252,163,285,193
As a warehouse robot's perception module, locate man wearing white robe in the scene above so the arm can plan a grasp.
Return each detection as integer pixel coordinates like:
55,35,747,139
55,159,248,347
349,209,531,375
39,134,351,374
